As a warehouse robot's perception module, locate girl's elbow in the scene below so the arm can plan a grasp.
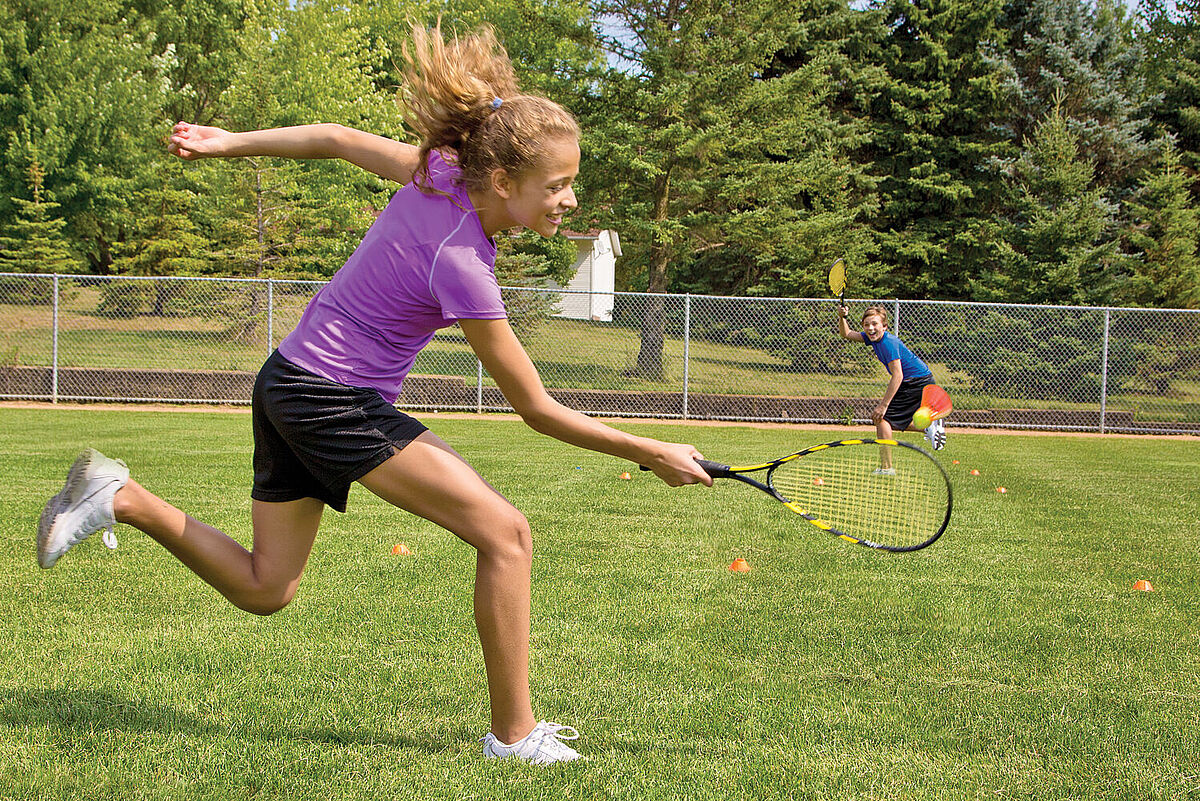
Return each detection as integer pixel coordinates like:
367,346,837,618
322,123,350,148
513,397,562,434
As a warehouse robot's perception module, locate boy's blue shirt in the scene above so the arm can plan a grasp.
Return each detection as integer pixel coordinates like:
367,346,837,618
861,331,933,380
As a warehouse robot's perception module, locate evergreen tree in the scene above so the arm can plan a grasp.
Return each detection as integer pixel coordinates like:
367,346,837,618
106,160,211,318
0,160,79,304
975,97,1120,305
1140,0,1200,200
715,0,884,301
1120,140,1200,308
998,0,1149,192
869,0,1015,300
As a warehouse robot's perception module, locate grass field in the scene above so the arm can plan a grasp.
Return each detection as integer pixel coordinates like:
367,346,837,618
1,407,1198,800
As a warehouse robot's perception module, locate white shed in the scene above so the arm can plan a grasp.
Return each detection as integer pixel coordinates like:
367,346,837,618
553,229,620,322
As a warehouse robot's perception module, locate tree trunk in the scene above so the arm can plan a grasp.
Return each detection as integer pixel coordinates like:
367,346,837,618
634,166,672,379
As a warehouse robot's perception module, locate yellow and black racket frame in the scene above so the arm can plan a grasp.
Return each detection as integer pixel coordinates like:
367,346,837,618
695,438,953,553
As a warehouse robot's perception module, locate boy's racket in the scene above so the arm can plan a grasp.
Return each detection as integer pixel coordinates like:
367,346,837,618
645,438,951,552
920,384,953,422
828,257,846,303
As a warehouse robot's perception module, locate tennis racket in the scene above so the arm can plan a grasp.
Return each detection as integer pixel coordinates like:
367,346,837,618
648,438,952,552
828,257,846,304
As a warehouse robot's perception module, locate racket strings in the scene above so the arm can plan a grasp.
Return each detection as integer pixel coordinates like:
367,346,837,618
769,443,947,550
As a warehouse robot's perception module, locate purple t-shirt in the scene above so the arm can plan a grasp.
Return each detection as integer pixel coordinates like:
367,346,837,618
278,151,507,402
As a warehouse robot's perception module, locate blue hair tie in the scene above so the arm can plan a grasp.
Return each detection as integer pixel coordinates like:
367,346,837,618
490,97,503,110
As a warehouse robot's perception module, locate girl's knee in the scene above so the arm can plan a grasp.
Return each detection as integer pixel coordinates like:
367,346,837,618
236,583,298,616
476,507,532,564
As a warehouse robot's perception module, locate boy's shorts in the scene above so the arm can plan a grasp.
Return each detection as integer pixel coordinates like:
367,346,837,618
884,374,934,431
251,350,428,513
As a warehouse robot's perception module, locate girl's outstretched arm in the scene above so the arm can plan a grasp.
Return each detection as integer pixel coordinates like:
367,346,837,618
167,122,421,184
459,318,713,488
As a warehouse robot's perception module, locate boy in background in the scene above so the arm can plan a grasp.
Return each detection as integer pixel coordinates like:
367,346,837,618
837,304,946,463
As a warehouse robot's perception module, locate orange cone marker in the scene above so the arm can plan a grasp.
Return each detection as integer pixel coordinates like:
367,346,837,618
970,469,980,476
1133,579,1154,592
813,477,825,486
619,471,632,480
996,487,1007,494
391,543,411,556
729,558,751,573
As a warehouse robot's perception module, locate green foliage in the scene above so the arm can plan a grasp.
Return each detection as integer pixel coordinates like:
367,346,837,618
868,0,1015,300
1140,0,1200,195
0,0,168,273
501,230,579,287
1119,140,1200,308
999,0,1149,189
0,0,1197,311
494,232,579,335
581,0,871,376
0,161,80,304
1106,310,1200,396
759,305,875,375
974,99,1122,305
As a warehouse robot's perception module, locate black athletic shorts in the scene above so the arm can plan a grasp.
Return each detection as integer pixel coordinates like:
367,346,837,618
884,374,934,430
251,350,428,513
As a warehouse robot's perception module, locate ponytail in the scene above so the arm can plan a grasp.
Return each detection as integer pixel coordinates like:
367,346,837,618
401,23,579,192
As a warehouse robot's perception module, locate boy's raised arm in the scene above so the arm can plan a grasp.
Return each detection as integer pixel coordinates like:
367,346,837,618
837,305,863,342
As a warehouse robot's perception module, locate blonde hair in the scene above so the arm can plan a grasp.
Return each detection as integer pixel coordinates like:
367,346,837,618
401,23,580,193
861,305,889,325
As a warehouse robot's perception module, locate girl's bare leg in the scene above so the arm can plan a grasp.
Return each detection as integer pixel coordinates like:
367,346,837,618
112,484,324,615
356,431,537,745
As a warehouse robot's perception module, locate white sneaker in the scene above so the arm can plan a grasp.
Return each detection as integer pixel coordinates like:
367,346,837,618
872,467,897,476
481,720,583,765
38,449,129,569
924,418,946,450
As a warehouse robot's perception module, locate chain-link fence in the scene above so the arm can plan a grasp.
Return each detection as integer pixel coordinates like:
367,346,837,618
2,273,1197,434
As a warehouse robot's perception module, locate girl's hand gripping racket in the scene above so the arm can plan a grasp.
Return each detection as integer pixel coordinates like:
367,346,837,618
646,438,952,552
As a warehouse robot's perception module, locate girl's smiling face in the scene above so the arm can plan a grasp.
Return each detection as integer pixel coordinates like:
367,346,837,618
498,137,580,237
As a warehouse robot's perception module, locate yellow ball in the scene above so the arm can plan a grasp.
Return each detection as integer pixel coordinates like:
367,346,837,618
912,407,933,430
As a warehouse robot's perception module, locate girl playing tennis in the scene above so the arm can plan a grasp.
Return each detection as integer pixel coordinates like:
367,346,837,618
37,23,711,766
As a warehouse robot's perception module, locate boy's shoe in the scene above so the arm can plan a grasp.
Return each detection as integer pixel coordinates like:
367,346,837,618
872,467,897,476
924,418,947,451
481,720,583,765
37,449,128,569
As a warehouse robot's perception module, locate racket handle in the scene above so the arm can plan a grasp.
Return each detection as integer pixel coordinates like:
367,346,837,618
638,459,733,478
695,459,732,477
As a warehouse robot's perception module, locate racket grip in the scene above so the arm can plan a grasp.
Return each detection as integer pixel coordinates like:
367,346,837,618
695,459,733,478
638,459,732,478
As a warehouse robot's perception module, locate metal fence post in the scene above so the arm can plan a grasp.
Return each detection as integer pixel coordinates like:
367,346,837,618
267,278,275,352
52,274,59,404
893,299,901,338
476,359,483,414
683,294,691,420
1099,308,1111,434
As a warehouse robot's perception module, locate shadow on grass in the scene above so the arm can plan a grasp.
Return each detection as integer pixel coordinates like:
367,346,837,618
0,686,465,754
